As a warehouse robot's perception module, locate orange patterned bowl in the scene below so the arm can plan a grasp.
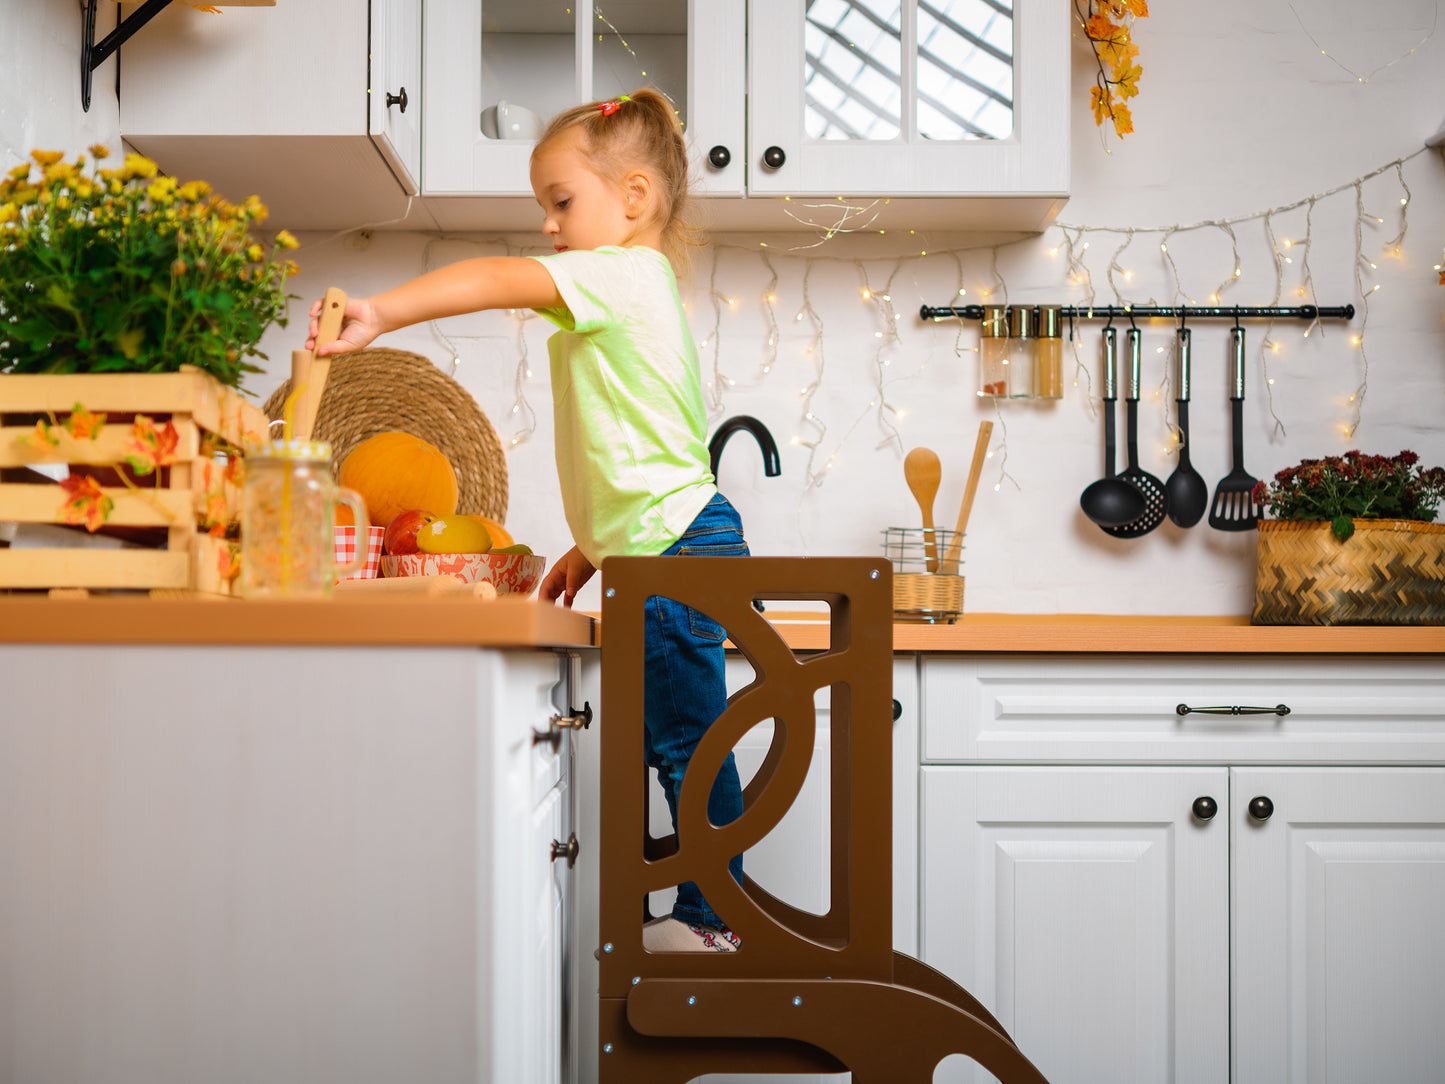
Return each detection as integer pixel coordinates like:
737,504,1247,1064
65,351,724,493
380,552,546,597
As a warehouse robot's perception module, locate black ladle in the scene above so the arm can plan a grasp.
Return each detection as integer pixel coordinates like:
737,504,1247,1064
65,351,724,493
1103,328,1170,538
1165,327,1208,527
1080,327,1147,528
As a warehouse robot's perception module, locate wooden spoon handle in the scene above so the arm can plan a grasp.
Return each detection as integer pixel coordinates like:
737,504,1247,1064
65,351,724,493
294,286,348,442
940,421,993,575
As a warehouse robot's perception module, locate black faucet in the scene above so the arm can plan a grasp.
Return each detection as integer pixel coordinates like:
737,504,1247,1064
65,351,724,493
707,415,781,480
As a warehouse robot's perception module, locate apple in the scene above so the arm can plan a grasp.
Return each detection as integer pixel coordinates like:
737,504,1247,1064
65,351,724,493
383,509,436,555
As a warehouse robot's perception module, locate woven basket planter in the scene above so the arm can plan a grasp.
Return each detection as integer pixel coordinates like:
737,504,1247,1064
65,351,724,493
1253,519,1445,626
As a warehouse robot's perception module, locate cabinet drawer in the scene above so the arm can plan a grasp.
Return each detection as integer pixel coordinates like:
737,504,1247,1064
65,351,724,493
922,655,1445,765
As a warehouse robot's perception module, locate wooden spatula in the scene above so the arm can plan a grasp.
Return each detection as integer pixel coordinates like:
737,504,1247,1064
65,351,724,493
291,286,348,442
939,421,993,576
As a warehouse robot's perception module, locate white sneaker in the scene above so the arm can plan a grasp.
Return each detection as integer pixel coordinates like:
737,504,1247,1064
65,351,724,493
642,916,740,952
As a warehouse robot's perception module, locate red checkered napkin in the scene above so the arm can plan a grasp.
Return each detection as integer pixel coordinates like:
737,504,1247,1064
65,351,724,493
334,526,385,581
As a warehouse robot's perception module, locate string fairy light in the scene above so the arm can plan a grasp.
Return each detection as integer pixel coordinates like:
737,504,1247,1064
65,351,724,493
1287,0,1439,84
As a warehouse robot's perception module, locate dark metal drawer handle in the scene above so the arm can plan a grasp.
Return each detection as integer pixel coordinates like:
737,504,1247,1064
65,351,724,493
533,701,594,750
1176,703,1290,717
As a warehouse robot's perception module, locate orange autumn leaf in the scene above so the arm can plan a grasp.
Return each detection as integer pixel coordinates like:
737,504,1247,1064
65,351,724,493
1117,0,1148,17
1111,102,1135,136
125,415,181,476
19,418,62,450
59,474,114,532
218,543,242,583
1113,60,1143,99
1095,34,1137,69
64,403,107,440
203,492,229,537
223,454,245,488
1089,84,1111,126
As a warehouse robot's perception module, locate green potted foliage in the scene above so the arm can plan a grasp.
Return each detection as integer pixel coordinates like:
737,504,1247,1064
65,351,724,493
0,146,298,388
1252,450,1445,625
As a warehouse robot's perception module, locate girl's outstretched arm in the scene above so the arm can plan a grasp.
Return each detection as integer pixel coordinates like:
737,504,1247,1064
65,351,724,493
305,256,562,354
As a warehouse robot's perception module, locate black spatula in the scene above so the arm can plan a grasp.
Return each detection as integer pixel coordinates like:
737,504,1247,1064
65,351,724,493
1208,326,1260,531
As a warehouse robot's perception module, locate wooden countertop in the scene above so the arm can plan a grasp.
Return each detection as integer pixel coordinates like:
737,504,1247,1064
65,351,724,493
2,598,1440,654
0,595,596,649
753,612,1445,654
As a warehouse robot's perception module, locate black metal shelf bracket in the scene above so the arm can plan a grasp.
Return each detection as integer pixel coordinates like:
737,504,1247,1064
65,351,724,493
919,302,1356,323
81,0,176,112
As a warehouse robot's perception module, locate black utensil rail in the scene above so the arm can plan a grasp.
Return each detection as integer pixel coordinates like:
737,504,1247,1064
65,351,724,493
919,304,1355,322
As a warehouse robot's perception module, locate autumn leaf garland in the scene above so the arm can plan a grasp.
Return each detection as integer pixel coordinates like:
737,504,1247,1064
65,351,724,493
1079,0,1148,138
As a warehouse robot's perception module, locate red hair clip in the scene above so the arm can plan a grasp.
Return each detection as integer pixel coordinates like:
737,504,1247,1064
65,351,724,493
598,95,630,116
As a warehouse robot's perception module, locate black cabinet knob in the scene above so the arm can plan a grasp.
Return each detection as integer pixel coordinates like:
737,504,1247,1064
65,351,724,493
708,145,731,169
1248,795,1274,821
386,87,409,113
1191,796,1218,821
891,699,902,721
762,145,786,170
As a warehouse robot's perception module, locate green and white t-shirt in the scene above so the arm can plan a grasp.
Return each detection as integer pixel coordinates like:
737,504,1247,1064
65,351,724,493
530,245,716,566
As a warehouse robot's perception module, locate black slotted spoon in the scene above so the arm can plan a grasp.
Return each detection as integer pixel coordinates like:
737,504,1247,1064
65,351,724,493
1208,326,1261,531
1103,328,1169,538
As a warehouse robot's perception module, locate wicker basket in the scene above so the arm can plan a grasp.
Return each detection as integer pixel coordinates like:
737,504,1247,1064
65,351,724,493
262,349,507,522
883,526,965,623
1254,518,1445,626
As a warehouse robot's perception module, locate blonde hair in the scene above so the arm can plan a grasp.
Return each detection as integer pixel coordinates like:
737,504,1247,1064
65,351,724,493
532,88,702,272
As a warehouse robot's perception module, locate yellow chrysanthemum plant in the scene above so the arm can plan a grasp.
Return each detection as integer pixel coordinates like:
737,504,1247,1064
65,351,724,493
0,146,298,389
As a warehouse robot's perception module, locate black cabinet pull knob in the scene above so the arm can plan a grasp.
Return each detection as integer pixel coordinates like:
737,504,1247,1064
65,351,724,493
1192,796,1218,821
1248,795,1274,821
550,833,579,867
891,699,902,722
762,145,786,170
708,145,731,169
386,87,409,113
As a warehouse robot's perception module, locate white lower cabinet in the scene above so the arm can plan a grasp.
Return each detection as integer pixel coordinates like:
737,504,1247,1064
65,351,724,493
919,655,1445,1084
923,765,1229,1084
0,642,579,1084
1232,767,1445,1084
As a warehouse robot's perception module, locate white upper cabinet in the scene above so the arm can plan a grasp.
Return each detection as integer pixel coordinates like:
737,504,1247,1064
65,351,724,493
119,0,423,230
422,0,1067,232
747,0,1068,200
421,0,744,229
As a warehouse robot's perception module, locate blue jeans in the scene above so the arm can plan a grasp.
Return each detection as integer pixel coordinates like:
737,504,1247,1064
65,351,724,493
644,493,747,928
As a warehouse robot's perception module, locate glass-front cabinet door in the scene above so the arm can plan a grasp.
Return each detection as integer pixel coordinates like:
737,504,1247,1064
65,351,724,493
422,0,744,201
746,0,1068,197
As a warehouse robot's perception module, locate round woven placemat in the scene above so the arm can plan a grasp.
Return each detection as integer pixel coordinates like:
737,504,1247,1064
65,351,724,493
261,349,507,521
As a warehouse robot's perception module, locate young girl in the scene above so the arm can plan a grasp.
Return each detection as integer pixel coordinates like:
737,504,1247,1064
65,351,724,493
307,88,746,953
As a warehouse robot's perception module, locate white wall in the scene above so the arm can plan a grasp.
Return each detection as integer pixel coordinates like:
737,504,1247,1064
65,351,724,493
0,0,121,167
8,0,1445,616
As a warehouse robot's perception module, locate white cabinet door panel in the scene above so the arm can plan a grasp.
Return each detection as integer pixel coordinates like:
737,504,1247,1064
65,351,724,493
922,766,1229,1084
1232,767,1445,1084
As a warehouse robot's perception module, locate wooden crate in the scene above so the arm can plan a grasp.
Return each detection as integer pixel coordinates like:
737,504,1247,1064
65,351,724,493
0,368,269,596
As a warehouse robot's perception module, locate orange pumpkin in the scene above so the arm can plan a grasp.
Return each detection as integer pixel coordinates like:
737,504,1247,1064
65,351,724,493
338,431,458,529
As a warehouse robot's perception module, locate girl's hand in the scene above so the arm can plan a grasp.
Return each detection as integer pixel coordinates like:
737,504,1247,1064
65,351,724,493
540,546,597,608
305,296,384,355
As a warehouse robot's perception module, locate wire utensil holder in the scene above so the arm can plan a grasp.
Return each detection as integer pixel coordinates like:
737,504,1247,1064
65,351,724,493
882,527,965,623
